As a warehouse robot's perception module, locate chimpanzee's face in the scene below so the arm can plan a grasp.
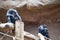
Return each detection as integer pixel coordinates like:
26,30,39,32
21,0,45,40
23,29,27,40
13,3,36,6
40,25,44,29
9,10,16,15
9,10,16,17
9,10,16,18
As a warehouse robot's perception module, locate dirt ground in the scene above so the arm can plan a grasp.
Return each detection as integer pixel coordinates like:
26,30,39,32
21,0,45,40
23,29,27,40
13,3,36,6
25,23,60,40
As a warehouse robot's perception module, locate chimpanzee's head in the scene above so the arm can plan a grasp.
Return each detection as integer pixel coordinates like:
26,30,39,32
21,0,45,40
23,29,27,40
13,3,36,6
39,24,47,29
6,8,22,23
9,10,16,15
6,8,18,16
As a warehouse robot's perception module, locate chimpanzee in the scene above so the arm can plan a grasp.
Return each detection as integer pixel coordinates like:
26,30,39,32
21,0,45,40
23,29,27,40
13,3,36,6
6,8,22,24
38,24,50,39
6,8,22,33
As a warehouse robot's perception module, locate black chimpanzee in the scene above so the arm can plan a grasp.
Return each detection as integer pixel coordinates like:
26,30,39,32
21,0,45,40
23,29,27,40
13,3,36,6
38,24,50,40
6,8,22,33
6,8,22,24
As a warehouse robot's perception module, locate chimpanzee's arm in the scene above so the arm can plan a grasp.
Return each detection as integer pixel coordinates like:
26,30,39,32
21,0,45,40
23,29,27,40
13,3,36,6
6,16,11,23
15,12,22,21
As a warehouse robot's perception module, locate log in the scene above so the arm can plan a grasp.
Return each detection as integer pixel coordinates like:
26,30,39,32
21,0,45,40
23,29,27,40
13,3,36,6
38,33,45,40
15,20,24,40
0,23,14,33
15,20,39,40
0,23,14,28
24,31,39,40
38,33,51,40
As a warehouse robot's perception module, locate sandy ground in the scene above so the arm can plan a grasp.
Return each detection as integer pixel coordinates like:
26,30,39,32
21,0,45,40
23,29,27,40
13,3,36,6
25,23,60,40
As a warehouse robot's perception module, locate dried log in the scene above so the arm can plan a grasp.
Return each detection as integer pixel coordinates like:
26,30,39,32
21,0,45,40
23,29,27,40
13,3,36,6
0,23,14,33
15,20,24,40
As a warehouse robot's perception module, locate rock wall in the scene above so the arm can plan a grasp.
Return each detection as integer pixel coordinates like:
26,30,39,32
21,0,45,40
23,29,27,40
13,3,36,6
0,4,60,24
